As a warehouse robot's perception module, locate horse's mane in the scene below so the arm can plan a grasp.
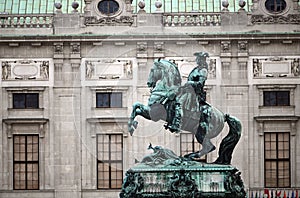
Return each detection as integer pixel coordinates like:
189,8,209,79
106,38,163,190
154,59,182,86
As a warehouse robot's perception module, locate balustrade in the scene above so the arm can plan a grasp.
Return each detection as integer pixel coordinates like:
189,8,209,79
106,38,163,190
0,14,53,28
163,13,221,27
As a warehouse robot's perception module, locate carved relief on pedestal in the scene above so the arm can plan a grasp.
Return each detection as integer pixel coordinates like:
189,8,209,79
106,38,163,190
83,58,134,80
252,57,300,78
1,59,52,81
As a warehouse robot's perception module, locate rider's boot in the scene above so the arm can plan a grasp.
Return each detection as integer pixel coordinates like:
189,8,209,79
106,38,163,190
196,104,211,140
168,102,182,133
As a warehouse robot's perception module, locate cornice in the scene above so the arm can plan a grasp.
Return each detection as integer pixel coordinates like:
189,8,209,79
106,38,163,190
0,32,300,43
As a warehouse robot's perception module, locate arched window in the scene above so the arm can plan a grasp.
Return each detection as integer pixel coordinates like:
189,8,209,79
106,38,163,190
265,0,287,13
98,0,120,16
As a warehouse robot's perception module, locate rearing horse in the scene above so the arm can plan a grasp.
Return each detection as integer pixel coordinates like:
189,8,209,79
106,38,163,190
128,59,242,164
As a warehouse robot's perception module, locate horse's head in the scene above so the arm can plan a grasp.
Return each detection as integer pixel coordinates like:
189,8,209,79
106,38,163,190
147,59,182,89
147,59,163,88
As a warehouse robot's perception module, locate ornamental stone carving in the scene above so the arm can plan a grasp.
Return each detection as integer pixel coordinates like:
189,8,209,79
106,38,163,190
250,14,300,24
238,41,248,53
291,58,300,76
84,16,134,26
253,57,300,78
84,59,133,80
70,42,80,54
221,41,231,53
1,59,51,80
54,43,63,54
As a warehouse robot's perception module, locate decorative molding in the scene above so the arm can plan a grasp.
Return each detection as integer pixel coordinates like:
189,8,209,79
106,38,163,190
1,59,51,81
137,42,148,58
221,41,231,54
83,58,133,80
238,41,248,53
250,14,300,24
3,118,48,138
84,16,134,26
54,42,63,54
252,57,300,78
70,42,80,54
154,42,164,57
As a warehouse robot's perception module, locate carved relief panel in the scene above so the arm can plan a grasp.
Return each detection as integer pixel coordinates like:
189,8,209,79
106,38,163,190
252,57,300,78
1,59,53,81
82,58,134,80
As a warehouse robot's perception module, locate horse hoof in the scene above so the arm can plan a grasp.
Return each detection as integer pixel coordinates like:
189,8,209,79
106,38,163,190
132,121,138,129
184,152,197,159
129,127,135,136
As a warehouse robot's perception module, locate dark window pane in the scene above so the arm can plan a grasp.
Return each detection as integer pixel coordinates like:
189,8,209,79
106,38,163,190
26,94,39,108
98,0,119,15
13,94,26,108
265,0,287,13
110,93,122,107
96,93,122,108
96,93,110,107
13,93,39,109
277,91,290,106
263,91,289,106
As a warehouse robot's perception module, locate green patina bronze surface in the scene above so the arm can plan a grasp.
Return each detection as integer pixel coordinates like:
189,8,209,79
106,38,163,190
120,144,246,198
125,52,246,197
128,52,242,164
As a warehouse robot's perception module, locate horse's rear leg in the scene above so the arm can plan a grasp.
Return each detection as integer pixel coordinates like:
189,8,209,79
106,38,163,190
184,137,215,159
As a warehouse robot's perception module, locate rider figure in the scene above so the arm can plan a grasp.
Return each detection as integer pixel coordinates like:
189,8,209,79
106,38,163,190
166,52,210,134
187,52,211,143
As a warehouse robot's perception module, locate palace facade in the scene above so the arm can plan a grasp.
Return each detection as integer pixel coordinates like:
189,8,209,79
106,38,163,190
0,0,300,197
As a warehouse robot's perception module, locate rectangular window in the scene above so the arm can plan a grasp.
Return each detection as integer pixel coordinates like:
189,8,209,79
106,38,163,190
180,133,206,162
13,93,39,109
13,135,39,190
97,134,123,189
263,91,290,106
264,132,290,188
96,93,122,108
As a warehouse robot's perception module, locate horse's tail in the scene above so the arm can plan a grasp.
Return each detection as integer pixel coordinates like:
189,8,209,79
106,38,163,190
214,114,242,165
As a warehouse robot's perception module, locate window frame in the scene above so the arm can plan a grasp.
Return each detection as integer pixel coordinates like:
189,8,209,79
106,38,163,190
13,134,39,190
97,0,120,16
263,91,290,106
12,93,39,109
96,92,122,108
97,134,123,189
264,132,290,188
265,0,287,13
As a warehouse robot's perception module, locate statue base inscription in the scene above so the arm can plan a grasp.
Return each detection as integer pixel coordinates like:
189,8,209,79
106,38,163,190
120,145,246,198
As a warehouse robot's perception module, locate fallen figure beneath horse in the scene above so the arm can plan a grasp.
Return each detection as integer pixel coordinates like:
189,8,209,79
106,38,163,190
128,53,242,165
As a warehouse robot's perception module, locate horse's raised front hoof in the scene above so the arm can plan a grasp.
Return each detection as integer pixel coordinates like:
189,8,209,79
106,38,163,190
132,121,138,129
129,127,135,136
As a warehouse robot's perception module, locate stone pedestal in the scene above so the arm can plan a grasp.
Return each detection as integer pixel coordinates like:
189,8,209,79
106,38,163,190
120,145,246,198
